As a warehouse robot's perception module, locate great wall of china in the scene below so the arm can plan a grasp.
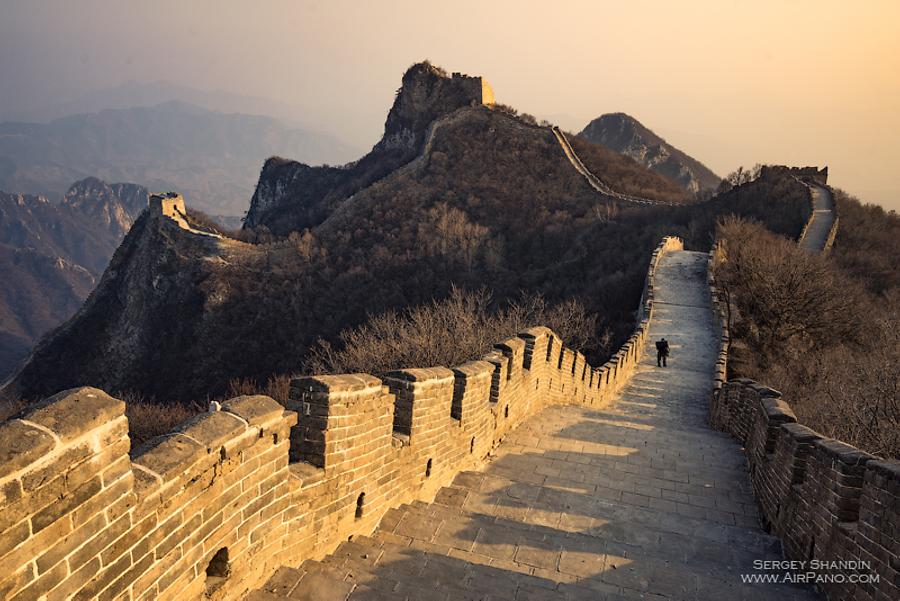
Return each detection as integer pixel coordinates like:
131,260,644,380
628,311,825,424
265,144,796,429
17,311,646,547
0,208,678,599
1,145,896,600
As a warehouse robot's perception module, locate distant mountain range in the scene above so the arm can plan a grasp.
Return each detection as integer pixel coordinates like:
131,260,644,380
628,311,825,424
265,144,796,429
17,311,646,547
0,101,360,216
0,178,148,380
579,113,721,195
0,80,309,126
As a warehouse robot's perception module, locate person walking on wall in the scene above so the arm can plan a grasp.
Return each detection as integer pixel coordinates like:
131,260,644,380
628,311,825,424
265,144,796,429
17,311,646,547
656,337,670,367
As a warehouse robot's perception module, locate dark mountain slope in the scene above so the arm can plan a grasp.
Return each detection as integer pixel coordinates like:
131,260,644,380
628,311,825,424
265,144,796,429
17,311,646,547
579,113,721,194
0,245,95,376
0,179,149,379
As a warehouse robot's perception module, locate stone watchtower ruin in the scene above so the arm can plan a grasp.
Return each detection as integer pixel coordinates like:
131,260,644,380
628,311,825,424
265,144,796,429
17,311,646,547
450,72,495,106
149,192,190,229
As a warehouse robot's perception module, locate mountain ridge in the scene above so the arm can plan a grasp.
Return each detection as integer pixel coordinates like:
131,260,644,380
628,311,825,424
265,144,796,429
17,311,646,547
579,112,721,195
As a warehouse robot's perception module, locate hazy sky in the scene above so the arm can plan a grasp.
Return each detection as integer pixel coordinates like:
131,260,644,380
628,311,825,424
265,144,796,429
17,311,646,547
2,0,898,209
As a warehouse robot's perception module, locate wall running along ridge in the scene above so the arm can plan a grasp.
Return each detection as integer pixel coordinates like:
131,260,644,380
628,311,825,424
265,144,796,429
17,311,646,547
779,166,839,254
0,234,683,599
551,126,678,207
706,242,899,601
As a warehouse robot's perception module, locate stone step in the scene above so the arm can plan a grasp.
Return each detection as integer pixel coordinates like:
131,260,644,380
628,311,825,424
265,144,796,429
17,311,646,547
371,487,814,600
428,478,781,557
273,506,817,601
394,494,755,567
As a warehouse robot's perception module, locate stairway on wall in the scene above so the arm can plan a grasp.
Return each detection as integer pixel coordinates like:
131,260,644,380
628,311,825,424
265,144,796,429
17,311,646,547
248,251,819,601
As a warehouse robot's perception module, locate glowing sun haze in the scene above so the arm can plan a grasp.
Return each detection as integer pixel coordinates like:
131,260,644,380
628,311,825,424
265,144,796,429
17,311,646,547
1,0,898,208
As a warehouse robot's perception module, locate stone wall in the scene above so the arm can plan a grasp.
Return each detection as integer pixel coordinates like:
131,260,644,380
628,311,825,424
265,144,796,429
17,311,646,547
550,126,677,207
760,165,829,185
707,246,899,601
823,215,840,253
709,380,899,601
0,238,682,600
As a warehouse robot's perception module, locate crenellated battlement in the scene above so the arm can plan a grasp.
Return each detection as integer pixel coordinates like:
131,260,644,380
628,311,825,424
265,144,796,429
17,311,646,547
0,237,684,600
760,164,829,185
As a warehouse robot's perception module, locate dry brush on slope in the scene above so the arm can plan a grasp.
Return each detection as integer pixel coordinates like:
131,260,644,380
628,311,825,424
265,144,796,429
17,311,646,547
714,217,899,458
302,287,602,376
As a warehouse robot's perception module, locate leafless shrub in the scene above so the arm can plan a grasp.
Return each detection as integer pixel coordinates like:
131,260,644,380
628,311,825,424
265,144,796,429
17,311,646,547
717,164,763,193
715,217,865,367
226,374,291,405
716,217,898,458
302,287,600,376
123,393,203,449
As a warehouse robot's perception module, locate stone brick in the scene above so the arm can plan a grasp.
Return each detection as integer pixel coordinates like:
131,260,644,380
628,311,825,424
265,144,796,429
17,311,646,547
9,559,66,601
0,420,56,480
21,443,92,493
177,411,247,452
133,434,205,481
24,387,125,442
0,519,29,558
223,395,286,427
31,475,102,533
36,511,106,574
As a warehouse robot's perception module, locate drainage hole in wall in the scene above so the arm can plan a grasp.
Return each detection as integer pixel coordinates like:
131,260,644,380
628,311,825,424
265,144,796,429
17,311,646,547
205,547,230,593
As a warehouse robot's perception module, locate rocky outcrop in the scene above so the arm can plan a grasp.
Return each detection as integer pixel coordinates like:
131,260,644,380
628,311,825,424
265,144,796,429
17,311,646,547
243,62,495,234
579,113,720,194
62,176,147,237
376,63,494,153
7,193,254,398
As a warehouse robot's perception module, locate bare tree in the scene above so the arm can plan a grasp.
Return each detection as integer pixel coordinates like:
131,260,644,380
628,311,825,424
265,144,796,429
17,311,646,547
302,287,598,376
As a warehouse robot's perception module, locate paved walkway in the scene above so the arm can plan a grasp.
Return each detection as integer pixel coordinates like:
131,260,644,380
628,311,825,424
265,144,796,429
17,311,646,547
249,251,819,601
800,184,835,251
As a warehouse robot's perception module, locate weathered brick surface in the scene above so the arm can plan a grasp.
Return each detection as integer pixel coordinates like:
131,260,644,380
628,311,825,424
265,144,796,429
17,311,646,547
0,237,691,600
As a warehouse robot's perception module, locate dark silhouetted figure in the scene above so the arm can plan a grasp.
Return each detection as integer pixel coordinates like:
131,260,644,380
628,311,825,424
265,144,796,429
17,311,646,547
656,337,670,367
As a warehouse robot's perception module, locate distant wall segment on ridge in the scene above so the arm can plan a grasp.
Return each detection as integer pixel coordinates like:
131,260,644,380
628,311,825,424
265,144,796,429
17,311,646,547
450,72,495,106
0,238,683,599
760,165,828,186
706,245,898,601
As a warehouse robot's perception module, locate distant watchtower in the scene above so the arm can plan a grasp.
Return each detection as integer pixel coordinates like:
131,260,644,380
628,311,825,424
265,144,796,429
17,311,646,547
451,72,495,106
149,192,190,228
